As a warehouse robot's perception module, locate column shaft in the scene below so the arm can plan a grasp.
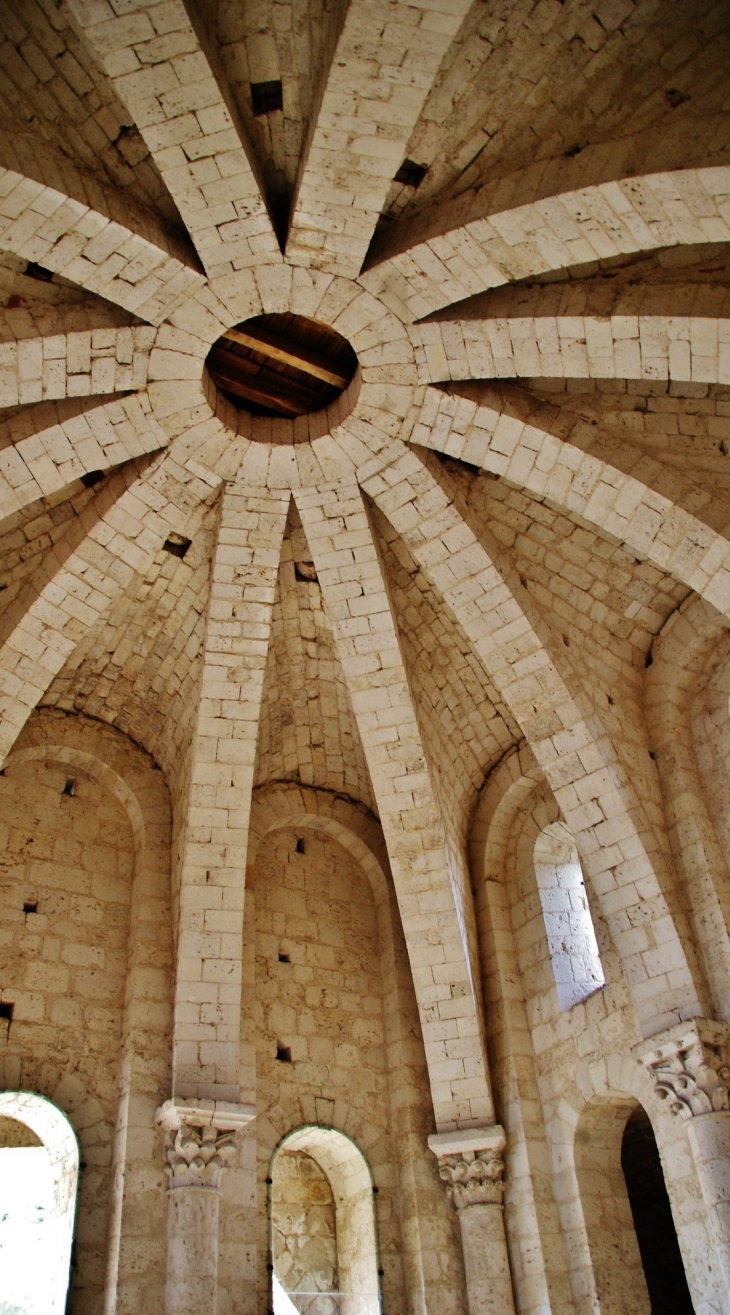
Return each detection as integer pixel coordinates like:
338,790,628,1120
458,1202,514,1315
166,1188,220,1315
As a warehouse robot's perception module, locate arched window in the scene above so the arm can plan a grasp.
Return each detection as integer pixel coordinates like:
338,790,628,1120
0,1092,78,1313
534,821,605,1010
271,1126,381,1315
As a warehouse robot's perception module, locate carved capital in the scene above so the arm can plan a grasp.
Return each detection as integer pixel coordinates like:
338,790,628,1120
638,1019,730,1121
154,1097,256,1192
428,1125,506,1210
437,1148,505,1209
163,1122,237,1191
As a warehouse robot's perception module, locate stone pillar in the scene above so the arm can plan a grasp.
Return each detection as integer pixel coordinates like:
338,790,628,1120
155,1099,255,1315
639,1019,730,1296
428,1126,515,1315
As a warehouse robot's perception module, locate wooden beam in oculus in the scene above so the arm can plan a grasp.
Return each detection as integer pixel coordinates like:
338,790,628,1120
205,313,358,417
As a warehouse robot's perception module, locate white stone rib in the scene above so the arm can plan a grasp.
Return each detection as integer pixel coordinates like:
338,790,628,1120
70,0,282,280
332,428,706,1035
293,476,494,1132
0,168,204,325
413,316,730,386
287,0,472,280
0,324,155,408
409,386,730,621
360,168,730,322
173,483,289,1103
0,393,168,529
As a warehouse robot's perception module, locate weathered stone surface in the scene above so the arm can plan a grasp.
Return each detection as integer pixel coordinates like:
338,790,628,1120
0,7,729,1315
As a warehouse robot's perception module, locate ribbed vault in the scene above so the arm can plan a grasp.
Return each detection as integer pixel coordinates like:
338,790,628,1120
0,0,727,1140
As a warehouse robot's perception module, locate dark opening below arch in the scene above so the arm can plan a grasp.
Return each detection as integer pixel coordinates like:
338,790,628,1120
621,1106,695,1314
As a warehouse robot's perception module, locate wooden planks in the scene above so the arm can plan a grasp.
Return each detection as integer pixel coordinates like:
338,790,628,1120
206,312,357,417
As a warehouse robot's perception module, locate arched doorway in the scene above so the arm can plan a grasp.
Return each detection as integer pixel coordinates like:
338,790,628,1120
270,1126,381,1314
0,1091,79,1313
621,1106,695,1314
575,1094,694,1314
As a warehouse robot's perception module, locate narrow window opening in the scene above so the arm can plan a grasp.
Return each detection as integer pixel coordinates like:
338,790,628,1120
622,1105,695,1313
62,778,76,796
534,821,605,1010
251,80,283,116
295,838,305,855
0,1001,14,1022
275,1045,292,1063
23,900,38,914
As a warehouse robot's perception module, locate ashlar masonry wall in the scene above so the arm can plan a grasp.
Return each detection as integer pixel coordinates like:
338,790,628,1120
0,710,174,1315
474,759,719,1315
241,823,405,1315
0,750,133,1310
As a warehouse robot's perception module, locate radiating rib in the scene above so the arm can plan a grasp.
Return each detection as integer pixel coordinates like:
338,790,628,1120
0,446,220,767
0,169,204,324
287,0,473,280
294,478,495,1132
409,385,730,620
334,429,706,1035
0,393,168,529
360,167,730,322
172,484,289,1103
0,324,154,408
70,0,281,280
414,316,730,386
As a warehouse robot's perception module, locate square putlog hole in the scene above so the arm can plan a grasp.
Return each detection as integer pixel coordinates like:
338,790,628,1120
275,1045,292,1063
394,159,428,188
251,81,283,116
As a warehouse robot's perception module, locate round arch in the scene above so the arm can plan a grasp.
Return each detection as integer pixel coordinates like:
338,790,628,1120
271,1124,381,1315
0,1090,79,1312
3,709,173,1315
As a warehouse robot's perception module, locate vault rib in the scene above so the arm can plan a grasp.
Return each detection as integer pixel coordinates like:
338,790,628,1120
293,476,494,1133
68,0,282,280
172,483,289,1104
286,0,473,281
413,315,730,387
337,430,708,1036
360,167,730,322
0,443,222,767
0,168,204,325
0,392,168,530
0,323,155,408
408,385,730,619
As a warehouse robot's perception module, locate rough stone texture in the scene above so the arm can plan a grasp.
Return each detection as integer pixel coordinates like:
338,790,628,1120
1,5,730,1315
272,1149,338,1298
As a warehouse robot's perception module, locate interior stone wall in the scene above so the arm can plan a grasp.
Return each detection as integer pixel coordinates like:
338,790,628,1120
475,765,717,1315
238,822,406,1315
0,711,174,1315
0,751,133,1311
